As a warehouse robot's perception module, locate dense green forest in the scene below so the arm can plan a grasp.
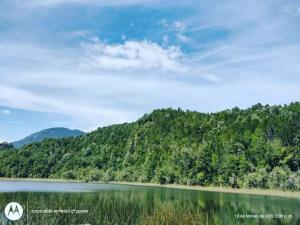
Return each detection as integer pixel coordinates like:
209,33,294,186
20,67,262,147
0,103,299,190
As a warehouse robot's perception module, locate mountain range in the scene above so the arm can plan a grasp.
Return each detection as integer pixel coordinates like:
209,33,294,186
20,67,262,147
12,127,85,149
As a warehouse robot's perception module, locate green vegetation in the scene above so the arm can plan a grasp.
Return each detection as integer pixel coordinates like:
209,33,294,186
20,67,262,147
0,102,299,190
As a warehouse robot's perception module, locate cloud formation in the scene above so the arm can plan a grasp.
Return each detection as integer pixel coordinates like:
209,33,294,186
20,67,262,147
0,0,299,141
81,39,185,73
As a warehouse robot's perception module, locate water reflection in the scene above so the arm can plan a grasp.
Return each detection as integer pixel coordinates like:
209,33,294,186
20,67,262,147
0,181,298,225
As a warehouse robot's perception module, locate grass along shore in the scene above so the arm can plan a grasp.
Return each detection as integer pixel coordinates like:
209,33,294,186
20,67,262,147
0,177,299,199
110,181,300,199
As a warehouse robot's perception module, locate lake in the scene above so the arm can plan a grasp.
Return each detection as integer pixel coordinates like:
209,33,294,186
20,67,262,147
0,180,299,225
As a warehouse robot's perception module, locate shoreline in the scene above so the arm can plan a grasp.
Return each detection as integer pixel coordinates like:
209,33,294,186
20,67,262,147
0,178,299,199
0,177,82,183
110,182,300,199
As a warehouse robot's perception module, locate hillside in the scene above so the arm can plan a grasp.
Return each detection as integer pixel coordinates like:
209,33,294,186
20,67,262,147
0,142,13,150
12,127,85,149
0,103,299,190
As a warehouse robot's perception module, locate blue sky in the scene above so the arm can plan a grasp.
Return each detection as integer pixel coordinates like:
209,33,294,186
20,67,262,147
0,0,300,142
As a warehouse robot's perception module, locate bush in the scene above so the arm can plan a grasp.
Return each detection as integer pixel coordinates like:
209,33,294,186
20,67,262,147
103,169,115,183
269,167,290,189
88,169,103,181
286,172,300,190
62,170,76,180
242,168,270,189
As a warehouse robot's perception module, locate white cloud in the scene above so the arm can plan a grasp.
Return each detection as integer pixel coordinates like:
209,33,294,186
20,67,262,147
81,40,186,73
0,81,137,129
0,109,11,114
160,20,190,43
0,0,300,138
173,21,186,32
176,33,190,43
159,19,187,32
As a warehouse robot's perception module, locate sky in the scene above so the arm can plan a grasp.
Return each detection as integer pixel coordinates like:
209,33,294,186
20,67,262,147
0,0,300,142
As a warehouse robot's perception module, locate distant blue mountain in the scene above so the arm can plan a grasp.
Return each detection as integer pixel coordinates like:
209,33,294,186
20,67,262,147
12,127,85,149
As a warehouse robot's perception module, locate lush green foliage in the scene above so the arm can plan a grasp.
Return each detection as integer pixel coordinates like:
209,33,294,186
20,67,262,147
0,103,299,190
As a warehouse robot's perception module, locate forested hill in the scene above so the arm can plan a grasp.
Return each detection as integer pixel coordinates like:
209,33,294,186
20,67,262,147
0,103,299,190
12,127,85,149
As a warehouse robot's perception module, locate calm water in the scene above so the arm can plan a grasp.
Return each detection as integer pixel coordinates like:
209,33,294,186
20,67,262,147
0,181,299,225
